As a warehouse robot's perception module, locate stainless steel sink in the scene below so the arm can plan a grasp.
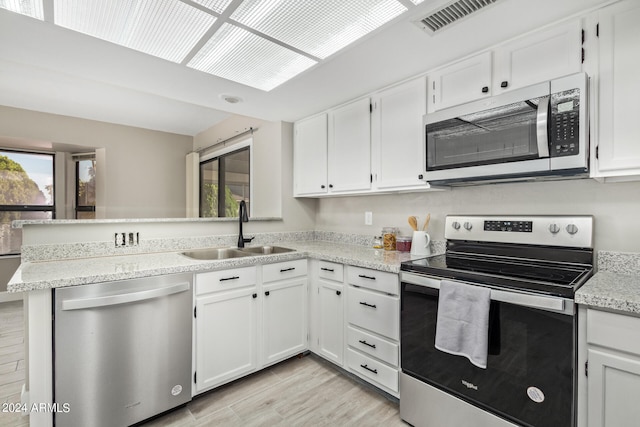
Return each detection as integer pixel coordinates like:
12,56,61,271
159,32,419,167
180,245,295,260
181,247,251,260
238,245,295,255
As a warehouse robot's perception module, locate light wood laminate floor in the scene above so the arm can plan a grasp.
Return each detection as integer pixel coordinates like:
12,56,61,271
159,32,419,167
0,301,27,427
0,301,405,426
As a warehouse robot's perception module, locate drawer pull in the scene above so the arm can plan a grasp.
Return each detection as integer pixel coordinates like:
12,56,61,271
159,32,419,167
358,274,376,280
219,276,240,282
280,267,296,272
358,339,376,349
360,364,378,374
359,301,377,309
336,290,341,296
252,293,257,299
265,291,270,296
321,267,335,272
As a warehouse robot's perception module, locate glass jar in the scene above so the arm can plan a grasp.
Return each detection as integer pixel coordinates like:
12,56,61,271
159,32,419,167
372,236,383,249
381,227,399,251
396,236,412,252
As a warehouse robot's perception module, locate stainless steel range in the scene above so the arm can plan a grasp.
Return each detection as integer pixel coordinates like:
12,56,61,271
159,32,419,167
400,215,594,427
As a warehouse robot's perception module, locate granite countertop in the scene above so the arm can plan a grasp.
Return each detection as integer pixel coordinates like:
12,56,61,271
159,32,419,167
8,241,416,292
576,271,640,314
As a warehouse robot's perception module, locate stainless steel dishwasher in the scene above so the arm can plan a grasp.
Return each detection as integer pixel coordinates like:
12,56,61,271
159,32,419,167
53,273,193,427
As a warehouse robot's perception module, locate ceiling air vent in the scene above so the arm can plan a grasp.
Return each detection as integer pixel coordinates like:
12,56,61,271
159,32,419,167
414,0,500,35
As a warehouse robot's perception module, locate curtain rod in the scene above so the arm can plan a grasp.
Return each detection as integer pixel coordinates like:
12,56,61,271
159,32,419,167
195,127,257,154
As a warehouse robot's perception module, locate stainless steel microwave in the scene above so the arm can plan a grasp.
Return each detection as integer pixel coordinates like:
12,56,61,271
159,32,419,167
422,72,588,186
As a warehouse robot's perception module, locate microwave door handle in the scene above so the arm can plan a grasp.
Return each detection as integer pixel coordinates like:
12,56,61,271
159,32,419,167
536,96,550,158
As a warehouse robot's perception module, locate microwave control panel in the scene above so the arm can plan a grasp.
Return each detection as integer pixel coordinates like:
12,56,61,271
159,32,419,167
550,88,580,157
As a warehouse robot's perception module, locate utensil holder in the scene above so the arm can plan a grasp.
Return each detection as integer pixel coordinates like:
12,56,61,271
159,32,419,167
410,231,431,257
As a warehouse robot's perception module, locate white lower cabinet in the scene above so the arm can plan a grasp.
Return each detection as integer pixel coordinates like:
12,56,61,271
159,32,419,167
194,266,258,393
262,259,308,366
316,261,345,365
582,308,640,427
346,266,400,396
194,260,308,394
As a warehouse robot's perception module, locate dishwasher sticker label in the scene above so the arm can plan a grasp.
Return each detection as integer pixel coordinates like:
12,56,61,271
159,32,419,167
171,385,183,396
527,386,545,403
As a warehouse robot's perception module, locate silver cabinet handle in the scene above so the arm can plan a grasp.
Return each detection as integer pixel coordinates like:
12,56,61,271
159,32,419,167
62,282,190,311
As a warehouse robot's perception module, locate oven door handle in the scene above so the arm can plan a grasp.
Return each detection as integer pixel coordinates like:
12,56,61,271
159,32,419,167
490,288,564,312
401,273,567,313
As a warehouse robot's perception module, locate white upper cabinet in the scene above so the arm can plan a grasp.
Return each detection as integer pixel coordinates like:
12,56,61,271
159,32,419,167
328,97,372,193
493,20,583,94
428,51,492,112
293,113,328,196
590,0,640,179
371,77,427,190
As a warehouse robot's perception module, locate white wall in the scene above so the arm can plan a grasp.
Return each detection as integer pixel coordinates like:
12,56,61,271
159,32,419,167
315,178,640,252
0,105,192,218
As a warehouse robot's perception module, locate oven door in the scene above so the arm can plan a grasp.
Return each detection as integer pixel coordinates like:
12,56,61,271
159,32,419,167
400,273,576,427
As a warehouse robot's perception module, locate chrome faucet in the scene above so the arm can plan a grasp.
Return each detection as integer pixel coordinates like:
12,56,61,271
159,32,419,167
237,200,254,248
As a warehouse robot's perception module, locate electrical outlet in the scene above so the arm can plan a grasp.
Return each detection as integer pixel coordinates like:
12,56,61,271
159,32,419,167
114,232,139,247
365,211,373,225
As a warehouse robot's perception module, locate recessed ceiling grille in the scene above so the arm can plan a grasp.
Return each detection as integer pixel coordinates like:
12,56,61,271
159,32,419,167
415,0,499,34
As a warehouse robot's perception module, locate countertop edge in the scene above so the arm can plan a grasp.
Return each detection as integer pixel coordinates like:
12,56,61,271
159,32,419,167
576,271,640,315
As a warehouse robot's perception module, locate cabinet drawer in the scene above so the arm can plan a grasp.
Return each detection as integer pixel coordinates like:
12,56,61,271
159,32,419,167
347,266,398,295
196,267,257,295
347,286,399,341
263,259,307,283
347,348,398,393
319,261,344,282
347,326,398,366
587,309,640,355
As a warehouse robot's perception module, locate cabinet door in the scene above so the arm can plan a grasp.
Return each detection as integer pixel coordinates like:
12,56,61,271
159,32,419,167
195,288,258,392
263,278,308,365
371,77,427,190
317,279,344,365
293,113,328,196
587,348,640,427
493,20,582,93
593,0,640,176
328,98,371,193
428,51,492,112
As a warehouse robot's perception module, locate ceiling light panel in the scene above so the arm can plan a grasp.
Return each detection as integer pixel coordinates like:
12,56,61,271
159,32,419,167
190,0,233,14
188,23,317,91
230,0,407,59
0,0,44,19
54,0,216,63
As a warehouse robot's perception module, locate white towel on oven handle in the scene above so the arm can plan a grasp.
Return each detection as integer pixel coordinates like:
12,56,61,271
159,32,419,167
435,280,491,369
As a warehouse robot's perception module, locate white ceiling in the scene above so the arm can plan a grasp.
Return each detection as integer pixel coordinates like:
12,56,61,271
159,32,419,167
0,0,606,136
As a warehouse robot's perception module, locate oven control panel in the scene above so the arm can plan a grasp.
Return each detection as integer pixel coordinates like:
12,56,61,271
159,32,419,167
445,215,593,248
484,220,532,232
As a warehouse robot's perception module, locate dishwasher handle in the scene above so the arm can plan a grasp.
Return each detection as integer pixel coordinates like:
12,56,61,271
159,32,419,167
61,282,190,311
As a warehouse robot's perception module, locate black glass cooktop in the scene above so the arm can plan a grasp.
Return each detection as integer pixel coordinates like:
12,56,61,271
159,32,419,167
401,242,594,298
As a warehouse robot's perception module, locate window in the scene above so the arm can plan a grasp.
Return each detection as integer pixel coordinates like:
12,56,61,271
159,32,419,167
75,157,96,219
0,150,55,255
200,146,250,218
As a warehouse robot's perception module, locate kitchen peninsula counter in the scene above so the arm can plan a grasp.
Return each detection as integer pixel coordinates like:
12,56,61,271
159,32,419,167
8,240,418,292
